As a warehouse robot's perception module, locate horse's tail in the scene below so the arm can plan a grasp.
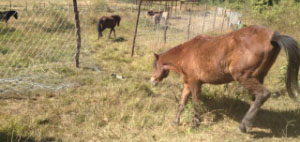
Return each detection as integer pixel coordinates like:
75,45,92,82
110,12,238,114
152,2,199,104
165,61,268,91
271,32,300,100
97,19,102,39
117,16,121,26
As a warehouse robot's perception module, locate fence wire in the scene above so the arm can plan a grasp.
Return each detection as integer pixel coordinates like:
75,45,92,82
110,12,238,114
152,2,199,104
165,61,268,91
135,5,241,49
0,2,80,94
0,0,242,94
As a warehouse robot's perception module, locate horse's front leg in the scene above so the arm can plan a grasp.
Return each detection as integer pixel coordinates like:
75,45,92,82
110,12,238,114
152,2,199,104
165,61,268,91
190,82,202,127
108,28,113,39
172,83,191,126
113,28,116,39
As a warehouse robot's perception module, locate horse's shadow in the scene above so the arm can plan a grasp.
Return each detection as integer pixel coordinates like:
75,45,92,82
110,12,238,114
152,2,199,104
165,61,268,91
0,27,16,35
112,37,126,42
199,94,300,138
0,131,59,142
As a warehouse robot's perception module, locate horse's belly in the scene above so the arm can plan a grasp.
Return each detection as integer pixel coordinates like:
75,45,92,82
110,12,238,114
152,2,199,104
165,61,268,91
200,72,233,84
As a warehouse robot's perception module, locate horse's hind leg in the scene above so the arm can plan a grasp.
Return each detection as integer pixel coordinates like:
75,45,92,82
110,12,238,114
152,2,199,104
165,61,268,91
173,83,191,126
238,78,270,133
251,76,266,102
190,82,202,127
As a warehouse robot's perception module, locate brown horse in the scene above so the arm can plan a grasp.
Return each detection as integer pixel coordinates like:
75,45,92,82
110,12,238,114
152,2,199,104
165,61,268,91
150,25,300,133
97,15,121,39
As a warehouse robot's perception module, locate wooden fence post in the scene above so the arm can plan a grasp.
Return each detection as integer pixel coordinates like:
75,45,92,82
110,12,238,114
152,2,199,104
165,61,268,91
213,7,217,31
202,4,207,33
165,1,167,11
164,10,169,43
227,10,231,29
159,1,161,11
187,9,191,40
25,0,28,11
73,0,81,68
221,8,226,33
131,0,143,57
175,0,177,16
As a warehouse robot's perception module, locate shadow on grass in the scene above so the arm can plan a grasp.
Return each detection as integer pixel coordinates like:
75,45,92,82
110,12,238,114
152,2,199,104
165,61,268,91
112,37,126,42
0,132,60,142
200,95,300,138
0,27,16,35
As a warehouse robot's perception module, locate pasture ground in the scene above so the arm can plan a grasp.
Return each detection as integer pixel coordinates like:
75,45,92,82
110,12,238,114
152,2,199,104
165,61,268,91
0,0,300,141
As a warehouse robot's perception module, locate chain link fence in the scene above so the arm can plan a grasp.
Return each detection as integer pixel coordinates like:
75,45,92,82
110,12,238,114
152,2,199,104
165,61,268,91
0,1,83,94
0,0,242,95
133,3,242,49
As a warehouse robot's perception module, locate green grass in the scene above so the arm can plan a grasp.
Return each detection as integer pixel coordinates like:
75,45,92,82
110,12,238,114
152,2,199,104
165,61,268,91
0,0,300,142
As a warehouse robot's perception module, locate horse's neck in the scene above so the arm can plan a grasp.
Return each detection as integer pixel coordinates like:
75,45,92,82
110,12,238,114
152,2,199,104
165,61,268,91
160,45,184,69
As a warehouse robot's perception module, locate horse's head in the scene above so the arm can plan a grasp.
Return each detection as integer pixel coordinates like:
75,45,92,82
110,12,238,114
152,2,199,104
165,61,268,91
97,19,103,39
111,15,121,26
13,11,18,19
150,53,170,86
116,16,121,26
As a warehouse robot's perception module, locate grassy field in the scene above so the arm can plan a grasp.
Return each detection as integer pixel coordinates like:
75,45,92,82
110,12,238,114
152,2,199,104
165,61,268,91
1,0,300,142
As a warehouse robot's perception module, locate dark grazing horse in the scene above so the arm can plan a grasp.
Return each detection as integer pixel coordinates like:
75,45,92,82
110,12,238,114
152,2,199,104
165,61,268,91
97,15,121,39
0,10,18,23
150,25,300,133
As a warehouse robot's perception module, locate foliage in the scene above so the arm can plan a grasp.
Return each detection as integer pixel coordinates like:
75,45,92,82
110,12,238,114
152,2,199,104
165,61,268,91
249,0,300,38
201,0,300,39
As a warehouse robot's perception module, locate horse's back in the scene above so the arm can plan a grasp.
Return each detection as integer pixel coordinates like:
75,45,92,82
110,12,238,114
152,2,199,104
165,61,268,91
99,15,120,28
180,25,276,83
201,25,274,55
111,15,121,21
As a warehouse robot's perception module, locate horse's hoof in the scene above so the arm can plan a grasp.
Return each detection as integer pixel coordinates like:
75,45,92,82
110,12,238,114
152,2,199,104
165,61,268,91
171,120,180,126
238,123,252,133
192,117,201,128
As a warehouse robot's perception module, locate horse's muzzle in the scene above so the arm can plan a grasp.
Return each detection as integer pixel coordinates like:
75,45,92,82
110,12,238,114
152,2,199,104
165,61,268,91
150,77,158,86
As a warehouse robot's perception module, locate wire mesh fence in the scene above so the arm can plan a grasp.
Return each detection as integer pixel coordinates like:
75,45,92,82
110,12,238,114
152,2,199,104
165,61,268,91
134,4,242,48
0,1,80,94
0,0,243,94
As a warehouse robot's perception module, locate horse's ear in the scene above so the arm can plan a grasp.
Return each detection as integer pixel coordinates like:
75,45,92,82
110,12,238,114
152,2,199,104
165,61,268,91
153,53,159,60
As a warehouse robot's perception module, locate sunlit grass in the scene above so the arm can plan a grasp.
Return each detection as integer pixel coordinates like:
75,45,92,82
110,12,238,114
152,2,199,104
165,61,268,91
0,0,300,142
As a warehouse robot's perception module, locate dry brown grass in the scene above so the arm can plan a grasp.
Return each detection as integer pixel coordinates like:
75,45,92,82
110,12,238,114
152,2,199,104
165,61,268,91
1,0,300,142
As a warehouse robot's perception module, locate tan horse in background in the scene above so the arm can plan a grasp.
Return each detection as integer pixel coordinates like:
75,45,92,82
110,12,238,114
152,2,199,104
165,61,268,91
147,10,169,30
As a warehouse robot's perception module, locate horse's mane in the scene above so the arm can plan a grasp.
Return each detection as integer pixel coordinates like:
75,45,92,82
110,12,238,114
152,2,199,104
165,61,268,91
2,10,17,16
111,15,121,22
